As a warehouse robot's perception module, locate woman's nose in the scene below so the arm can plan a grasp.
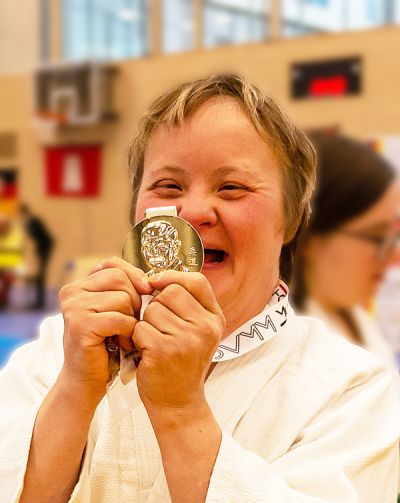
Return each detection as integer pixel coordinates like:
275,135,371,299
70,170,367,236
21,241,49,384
177,195,218,228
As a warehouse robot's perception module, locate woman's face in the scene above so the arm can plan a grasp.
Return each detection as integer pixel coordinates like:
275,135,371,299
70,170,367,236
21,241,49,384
303,181,400,309
135,98,285,328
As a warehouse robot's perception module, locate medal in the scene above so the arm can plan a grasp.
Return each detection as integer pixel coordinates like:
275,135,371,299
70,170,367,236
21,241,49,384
122,206,204,274
106,206,204,376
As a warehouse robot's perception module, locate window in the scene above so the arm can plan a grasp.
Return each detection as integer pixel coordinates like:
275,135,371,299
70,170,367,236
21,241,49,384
47,0,400,60
62,0,148,61
163,0,194,53
308,0,329,6
282,0,399,37
203,0,269,48
383,0,400,23
40,0,51,61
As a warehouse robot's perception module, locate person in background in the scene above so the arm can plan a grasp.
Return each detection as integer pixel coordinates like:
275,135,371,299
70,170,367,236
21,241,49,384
0,214,23,308
291,134,400,372
18,203,54,309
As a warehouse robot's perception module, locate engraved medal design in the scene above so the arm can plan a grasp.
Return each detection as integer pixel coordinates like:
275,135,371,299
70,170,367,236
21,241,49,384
122,206,204,274
107,206,203,377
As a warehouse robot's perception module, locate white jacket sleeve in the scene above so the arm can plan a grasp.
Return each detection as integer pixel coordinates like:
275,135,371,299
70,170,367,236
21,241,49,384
0,315,64,503
206,367,400,502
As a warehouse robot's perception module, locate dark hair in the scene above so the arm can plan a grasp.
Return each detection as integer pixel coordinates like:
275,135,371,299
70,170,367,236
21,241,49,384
291,134,396,308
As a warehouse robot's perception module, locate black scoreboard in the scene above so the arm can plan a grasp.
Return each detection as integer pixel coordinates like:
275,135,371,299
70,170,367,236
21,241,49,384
291,56,362,99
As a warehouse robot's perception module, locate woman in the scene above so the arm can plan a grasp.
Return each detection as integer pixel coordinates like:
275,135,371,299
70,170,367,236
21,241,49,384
0,75,398,503
292,134,400,370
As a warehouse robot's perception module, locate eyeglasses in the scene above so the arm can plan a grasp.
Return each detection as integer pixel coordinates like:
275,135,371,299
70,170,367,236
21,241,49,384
338,228,400,260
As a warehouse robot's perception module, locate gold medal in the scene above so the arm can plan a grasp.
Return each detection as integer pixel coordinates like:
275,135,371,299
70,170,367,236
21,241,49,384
106,206,203,375
122,206,204,274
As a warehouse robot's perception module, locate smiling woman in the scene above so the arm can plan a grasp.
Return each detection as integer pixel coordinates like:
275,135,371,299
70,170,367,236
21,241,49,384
129,75,316,285
0,75,399,503
135,97,289,328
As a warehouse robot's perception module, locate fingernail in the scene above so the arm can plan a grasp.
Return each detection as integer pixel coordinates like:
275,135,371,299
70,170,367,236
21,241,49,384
149,272,162,281
94,262,104,271
141,276,151,288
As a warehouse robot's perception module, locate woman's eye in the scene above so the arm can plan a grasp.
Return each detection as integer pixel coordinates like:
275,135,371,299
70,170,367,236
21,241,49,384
160,183,180,189
153,181,181,192
221,184,243,190
219,184,247,196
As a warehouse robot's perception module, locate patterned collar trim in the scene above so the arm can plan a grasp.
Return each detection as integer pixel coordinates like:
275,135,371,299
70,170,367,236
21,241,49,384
117,281,289,385
212,281,289,362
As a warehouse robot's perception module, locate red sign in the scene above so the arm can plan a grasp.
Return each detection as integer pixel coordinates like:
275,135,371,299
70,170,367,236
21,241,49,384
309,75,348,97
45,145,101,197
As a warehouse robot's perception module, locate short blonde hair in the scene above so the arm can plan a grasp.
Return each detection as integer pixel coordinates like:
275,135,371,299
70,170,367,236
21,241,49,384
128,74,316,281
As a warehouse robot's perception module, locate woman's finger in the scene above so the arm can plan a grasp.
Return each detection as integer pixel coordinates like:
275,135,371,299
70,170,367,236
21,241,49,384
69,267,143,316
142,299,188,335
132,320,171,355
81,290,135,317
148,271,221,315
148,283,208,324
88,311,138,340
90,256,153,295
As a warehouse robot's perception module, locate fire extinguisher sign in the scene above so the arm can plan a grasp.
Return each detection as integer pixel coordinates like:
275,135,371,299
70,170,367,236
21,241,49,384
45,145,101,197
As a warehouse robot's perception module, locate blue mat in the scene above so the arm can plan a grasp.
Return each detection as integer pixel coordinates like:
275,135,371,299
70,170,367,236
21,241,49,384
0,309,53,369
0,334,28,368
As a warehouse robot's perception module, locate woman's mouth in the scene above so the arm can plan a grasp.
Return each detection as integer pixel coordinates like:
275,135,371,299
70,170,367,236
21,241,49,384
203,249,228,268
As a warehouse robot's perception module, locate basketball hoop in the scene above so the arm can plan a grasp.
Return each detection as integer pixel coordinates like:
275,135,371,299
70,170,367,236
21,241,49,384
33,110,68,141
36,110,67,127
33,61,118,129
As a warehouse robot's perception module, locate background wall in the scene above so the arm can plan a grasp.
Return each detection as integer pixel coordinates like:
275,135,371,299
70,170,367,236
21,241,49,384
0,0,40,75
0,24,399,287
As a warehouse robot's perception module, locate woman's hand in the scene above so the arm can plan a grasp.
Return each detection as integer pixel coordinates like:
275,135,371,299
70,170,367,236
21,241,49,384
133,270,226,414
58,257,153,398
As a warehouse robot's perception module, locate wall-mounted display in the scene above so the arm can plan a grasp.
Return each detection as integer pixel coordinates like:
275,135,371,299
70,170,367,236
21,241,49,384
291,56,362,99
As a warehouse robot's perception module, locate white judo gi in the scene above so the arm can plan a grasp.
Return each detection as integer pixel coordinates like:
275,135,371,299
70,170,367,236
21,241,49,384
302,299,397,369
0,304,399,502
